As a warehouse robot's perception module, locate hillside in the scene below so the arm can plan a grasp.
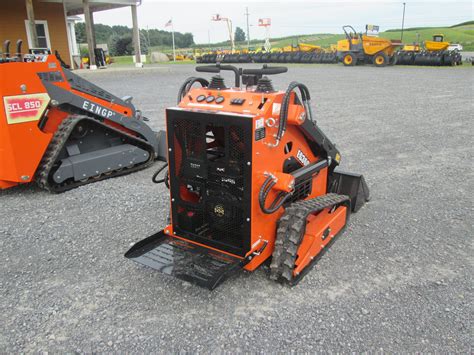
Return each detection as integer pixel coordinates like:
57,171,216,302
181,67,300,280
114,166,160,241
196,21,474,52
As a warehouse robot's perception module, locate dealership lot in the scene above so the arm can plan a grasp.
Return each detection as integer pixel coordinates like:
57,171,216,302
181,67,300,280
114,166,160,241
1,64,472,352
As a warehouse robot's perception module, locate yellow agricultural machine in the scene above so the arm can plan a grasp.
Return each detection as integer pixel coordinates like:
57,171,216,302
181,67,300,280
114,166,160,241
396,34,462,66
336,25,402,66
197,39,338,64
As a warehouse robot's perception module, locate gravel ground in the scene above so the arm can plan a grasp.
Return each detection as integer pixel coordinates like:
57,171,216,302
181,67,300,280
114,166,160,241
1,64,472,352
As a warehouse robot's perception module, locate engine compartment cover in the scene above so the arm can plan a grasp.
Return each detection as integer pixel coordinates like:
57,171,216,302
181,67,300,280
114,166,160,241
125,230,243,290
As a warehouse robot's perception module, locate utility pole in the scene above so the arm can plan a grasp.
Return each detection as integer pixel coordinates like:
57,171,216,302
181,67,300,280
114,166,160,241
171,20,176,62
401,2,406,42
245,7,250,48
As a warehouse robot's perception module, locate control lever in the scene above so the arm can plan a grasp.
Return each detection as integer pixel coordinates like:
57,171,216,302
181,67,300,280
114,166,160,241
242,65,288,88
196,63,241,88
195,65,220,73
242,64,288,76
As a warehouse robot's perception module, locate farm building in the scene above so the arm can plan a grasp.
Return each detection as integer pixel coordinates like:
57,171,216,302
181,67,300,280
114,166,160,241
0,0,143,69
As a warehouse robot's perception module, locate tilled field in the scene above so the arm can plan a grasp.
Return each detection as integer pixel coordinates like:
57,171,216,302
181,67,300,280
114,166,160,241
1,64,472,352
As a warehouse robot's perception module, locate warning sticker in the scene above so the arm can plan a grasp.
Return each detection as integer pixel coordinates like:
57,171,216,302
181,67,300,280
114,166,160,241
3,93,50,124
272,103,281,116
255,118,264,129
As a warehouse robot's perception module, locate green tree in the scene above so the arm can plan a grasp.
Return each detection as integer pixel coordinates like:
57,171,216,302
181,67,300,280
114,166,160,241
109,34,133,56
234,27,245,42
139,31,149,54
75,22,86,43
75,23,195,52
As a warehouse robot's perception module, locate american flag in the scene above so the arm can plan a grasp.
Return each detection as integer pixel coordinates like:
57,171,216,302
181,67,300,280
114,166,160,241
165,19,172,27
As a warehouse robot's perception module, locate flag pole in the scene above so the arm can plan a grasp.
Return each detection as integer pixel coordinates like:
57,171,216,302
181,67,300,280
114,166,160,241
171,19,176,62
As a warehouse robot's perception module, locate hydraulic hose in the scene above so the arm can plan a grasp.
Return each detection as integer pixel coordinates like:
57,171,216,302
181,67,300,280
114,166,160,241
276,81,314,146
152,162,169,187
177,77,209,104
259,175,293,214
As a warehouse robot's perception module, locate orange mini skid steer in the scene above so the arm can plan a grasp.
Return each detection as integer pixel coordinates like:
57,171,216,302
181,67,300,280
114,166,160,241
1,40,162,192
125,64,370,289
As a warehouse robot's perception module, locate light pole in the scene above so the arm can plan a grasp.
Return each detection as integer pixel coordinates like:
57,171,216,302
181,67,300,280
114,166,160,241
401,2,406,42
245,7,250,48
212,14,235,53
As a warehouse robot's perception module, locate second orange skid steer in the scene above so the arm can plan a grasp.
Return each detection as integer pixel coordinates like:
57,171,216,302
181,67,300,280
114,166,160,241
125,64,370,289
1,40,165,192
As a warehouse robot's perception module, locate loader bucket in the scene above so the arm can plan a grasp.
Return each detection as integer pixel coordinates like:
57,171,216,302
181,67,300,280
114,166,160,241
125,231,244,290
329,170,370,212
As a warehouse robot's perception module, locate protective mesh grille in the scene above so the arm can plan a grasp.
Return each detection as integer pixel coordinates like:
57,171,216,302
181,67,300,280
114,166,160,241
169,114,250,254
175,119,203,159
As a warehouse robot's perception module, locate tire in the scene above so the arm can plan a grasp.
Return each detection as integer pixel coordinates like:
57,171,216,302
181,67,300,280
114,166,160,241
303,53,312,63
342,52,357,66
389,54,398,66
373,52,388,67
292,52,302,63
252,53,262,63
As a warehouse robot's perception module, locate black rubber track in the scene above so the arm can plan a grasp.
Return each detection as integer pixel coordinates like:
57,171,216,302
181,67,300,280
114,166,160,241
36,115,155,192
269,193,350,286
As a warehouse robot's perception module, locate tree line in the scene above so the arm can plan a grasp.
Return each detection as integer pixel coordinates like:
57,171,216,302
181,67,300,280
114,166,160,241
75,23,195,56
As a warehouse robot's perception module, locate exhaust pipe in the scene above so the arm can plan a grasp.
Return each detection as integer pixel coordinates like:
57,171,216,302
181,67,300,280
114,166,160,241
16,39,22,60
3,40,10,58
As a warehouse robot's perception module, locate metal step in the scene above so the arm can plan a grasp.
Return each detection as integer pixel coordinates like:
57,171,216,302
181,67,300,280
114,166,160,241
125,231,243,290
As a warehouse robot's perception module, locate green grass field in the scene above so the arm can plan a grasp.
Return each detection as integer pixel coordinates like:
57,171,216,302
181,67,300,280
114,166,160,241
256,22,474,51
193,21,474,52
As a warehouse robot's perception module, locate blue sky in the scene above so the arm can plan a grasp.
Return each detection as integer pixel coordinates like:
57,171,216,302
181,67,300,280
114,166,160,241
91,0,474,44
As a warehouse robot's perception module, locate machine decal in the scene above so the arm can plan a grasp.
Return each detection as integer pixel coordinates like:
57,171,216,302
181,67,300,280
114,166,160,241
82,100,116,119
255,127,265,141
3,93,50,124
254,118,266,141
296,149,310,166
221,177,236,185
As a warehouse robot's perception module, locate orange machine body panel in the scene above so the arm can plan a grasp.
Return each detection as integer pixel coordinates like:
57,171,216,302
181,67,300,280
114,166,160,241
294,205,347,275
163,85,338,270
0,60,54,187
0,56,138,189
